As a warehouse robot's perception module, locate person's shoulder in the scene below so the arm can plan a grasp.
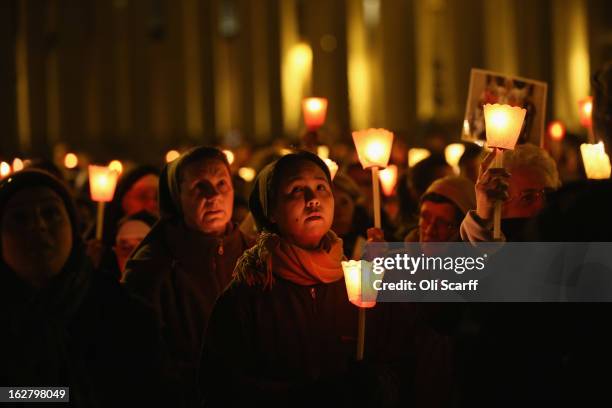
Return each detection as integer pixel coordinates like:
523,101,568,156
531,180,612,241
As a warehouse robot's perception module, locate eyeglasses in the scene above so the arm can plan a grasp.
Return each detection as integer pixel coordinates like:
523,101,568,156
505,188,552,207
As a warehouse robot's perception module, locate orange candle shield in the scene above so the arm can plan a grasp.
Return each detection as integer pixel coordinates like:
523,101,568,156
302,97,328,130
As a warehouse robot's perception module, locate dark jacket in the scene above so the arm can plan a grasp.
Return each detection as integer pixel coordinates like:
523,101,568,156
123,220,250,401
0,170,173,407
200,247,452,408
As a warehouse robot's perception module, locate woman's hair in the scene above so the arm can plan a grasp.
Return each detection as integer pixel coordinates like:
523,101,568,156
503,143,561,189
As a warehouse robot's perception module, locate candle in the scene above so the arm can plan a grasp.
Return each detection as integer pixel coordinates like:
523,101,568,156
342,259,378,361
578,96,593,129
302,97,328,131
378,165,398,196
408,148,431,168
89,165,120,240
12,158,24,172
444,143,465,174
317,145,330,160
323,158,339,180
64,153,78,169
0,162,11,178
483,104,526,240
109,160,123,175
547,120,566,141
238,167,256,182
166,150,180,163
581,142,611,180
352,128,394,229
223,149,235,165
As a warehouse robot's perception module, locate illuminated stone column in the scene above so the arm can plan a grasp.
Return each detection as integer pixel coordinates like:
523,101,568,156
414,0,460,122
482,0,519,75
280,0,311,138
346,0,372,131
552,0,591,132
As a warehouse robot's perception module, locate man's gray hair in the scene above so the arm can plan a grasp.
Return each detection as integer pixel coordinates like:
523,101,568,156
503,143,561,189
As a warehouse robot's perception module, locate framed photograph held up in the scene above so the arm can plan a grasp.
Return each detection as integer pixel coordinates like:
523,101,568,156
463,68,548,147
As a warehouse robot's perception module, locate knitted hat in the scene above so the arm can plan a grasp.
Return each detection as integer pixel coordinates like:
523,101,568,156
422,176,476,215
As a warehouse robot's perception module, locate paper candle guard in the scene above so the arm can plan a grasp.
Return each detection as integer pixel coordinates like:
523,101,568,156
342,260,380,308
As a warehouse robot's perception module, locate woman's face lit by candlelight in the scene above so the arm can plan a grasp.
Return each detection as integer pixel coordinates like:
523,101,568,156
271,160,334,249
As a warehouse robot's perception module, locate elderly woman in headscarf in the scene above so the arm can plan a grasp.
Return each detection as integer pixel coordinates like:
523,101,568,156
123,146,252,405
199,151,451,407
0,170,173,406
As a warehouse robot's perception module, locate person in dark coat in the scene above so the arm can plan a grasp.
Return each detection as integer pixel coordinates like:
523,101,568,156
200,151,452,407
122,146,252,406
0,170,174,407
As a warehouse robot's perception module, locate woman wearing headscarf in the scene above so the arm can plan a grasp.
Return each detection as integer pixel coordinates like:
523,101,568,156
123,146,252,406
0,170,173,407
200,151,451,407
86,165,160,279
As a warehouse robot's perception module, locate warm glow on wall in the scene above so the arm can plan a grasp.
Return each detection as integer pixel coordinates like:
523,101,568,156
166,150,180,163
64,153,78,169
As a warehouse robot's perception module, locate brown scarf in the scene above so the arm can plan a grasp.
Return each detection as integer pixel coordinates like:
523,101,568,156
234,231,345,289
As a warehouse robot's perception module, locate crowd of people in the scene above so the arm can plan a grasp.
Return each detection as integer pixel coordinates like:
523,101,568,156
1,62,612,407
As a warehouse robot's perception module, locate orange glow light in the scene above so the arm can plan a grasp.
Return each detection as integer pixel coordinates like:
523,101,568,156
88,165,119,202
0,162,11,178
223,149,235,165
483,104,526,150
302,97,328,130
108,160,123,175
578,96,593,128
64,153,79,169
352,128,394,169
323,158,339,180
12,158,24,172
378,165,398,196
166,150,180,163
342,260,378,308
548,121,566,141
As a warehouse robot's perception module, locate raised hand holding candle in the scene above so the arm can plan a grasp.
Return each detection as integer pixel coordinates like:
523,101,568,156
483,104,526,240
